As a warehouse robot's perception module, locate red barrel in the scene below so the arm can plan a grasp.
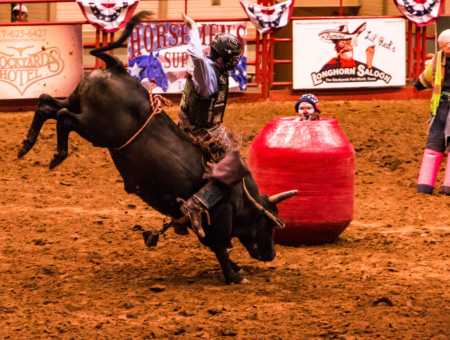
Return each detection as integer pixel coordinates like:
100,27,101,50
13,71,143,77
249,117,355,246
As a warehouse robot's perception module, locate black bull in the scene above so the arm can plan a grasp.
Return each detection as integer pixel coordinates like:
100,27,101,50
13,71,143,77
17,12,297,284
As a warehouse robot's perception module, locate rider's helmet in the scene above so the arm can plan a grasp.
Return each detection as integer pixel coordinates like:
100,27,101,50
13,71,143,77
210,33,243,71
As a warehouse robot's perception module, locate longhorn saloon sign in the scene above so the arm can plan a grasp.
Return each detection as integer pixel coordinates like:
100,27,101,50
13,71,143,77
0,25,83,99
292,18,405,89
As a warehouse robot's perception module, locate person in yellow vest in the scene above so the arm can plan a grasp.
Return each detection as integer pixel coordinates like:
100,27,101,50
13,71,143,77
415,29,450,195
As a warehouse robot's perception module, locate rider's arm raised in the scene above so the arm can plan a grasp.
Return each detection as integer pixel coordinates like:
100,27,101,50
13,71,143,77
182,13,218,97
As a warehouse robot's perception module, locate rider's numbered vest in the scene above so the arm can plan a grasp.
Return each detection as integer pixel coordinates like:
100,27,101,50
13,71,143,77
181,65,229,128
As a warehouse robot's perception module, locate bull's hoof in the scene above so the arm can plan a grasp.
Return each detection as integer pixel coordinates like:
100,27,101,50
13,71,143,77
49,151,68,169
228,277,250,285
17,139,34,158
226,272,248,285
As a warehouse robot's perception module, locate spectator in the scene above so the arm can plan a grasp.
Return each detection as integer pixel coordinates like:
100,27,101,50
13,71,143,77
12,4,28,22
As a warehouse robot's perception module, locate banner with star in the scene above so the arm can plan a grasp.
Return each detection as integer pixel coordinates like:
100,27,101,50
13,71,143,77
239,0,295,34
127,21,248,93
77,0,139,33
392,0,444,26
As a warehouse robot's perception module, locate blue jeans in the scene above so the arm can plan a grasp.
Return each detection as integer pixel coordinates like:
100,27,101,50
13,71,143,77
426,95,450,152
194,180,229,209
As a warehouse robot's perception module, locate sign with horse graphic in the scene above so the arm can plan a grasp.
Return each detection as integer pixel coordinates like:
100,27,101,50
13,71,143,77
127,21,248,94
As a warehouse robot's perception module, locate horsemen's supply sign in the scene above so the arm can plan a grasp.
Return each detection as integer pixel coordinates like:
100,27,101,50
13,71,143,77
0,25,83,99
293,18,406,89
127,22,248,94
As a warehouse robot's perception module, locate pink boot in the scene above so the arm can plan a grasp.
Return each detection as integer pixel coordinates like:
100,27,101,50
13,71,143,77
417,148,443,194
442,154,450,195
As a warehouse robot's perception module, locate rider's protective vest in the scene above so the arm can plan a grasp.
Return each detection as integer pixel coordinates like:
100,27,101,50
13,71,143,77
180,64,229,128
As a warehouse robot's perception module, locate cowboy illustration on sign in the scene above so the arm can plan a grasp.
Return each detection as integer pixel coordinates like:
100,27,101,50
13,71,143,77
311,23,392,86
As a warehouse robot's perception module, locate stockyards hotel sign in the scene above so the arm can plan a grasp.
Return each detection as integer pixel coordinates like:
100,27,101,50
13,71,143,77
293,18,405,89
0,25,83,99
128,21,247,93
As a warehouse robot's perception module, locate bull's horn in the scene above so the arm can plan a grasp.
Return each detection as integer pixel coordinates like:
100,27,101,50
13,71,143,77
268,190,298,204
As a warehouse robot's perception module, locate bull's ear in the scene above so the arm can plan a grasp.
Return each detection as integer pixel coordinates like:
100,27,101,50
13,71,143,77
268,190,298,204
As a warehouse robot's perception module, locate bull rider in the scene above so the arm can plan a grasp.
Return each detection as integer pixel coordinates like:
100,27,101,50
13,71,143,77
177,13,249,237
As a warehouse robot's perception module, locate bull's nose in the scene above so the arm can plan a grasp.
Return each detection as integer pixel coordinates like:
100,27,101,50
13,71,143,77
261,250,276,262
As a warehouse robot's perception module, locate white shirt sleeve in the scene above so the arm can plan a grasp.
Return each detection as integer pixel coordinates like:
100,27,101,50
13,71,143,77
187,29,218,97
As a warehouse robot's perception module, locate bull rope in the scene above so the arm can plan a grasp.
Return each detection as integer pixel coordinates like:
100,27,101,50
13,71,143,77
116,79,172,150
188,132,230,163
242,179,285,229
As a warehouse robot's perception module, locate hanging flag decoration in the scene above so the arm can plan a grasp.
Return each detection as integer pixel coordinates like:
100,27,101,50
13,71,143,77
392,0,444,26
239,0,295,34
77,0,140,32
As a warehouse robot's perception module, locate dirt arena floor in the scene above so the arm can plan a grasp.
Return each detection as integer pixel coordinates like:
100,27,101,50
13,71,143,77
1,99,449,339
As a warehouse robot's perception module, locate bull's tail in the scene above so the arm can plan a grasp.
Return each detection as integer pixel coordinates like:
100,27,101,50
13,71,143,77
90,11,153,69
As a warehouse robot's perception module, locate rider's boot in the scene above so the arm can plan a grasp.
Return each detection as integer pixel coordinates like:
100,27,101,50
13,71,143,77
180,196,206,238
417,148,443,195
180,180,229,238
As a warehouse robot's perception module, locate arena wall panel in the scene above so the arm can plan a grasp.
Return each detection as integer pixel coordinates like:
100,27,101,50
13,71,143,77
55,2,85,21
168,0,246,19
55,2,95,42
385,2,402,16
0,3,47,22
0,4,10,22
27,3,48,22
359,0,401,16
135,1,159,16
55,1,158,43
295,0,360,6
359,2,382,16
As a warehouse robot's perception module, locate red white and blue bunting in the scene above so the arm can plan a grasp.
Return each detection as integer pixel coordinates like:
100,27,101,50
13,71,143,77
77,0,139,32
239,0,295,34
393,0,444,26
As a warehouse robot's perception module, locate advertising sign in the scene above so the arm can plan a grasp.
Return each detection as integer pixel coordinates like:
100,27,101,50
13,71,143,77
127,22,247,93
0,25,83,99
293,18,406,89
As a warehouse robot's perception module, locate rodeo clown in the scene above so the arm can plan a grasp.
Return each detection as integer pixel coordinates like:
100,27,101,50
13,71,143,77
176,13,249,237
415,29,450,195
295,94,321,121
